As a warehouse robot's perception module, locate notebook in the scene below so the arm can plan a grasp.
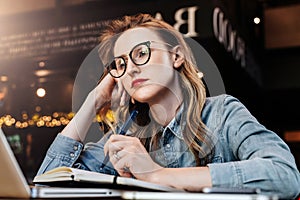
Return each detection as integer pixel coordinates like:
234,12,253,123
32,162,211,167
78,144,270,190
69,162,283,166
33,166,180,192
0,128,121,198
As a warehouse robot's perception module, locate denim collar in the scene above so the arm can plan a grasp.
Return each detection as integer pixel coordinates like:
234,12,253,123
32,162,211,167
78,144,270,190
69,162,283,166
162,104,185,140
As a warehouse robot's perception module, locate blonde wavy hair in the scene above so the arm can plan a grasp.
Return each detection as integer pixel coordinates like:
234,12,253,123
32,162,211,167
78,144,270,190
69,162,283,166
98,13,214,166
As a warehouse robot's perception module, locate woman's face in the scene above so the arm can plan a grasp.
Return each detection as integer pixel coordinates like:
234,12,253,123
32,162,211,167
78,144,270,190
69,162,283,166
114,27,179,104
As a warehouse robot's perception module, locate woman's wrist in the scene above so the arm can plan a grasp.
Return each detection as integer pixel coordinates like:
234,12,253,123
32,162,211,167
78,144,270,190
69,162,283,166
145,167,167,185
61,91,101,142
144,167,212,191
146,168,183,189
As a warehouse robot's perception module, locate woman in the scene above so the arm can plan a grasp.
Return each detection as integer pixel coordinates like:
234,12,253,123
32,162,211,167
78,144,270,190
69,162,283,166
37,14,300,199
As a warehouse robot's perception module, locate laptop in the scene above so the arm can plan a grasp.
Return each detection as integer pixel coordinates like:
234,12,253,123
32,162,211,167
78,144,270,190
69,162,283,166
121,191,277,200
0,128,121,198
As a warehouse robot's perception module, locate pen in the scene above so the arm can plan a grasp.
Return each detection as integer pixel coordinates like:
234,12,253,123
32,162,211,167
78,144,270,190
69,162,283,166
100,110,138,170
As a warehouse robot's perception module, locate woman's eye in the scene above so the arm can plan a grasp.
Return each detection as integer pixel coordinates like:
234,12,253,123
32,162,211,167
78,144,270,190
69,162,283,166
117,62,125,69
133,46,148,58
139,47,150,57
138,50,147,57
114,58,126,70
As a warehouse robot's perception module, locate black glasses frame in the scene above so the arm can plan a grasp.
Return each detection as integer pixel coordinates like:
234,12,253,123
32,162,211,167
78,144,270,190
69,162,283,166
106,41,152,78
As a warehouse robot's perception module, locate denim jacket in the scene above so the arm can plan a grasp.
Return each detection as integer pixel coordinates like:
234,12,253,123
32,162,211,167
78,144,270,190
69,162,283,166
36,95,300,199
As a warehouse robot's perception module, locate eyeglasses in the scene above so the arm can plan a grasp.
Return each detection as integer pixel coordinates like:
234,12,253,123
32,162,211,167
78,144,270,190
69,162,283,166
106,41,173,78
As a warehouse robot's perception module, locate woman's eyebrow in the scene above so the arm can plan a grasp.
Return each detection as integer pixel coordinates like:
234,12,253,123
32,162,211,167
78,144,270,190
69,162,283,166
114,48,133,58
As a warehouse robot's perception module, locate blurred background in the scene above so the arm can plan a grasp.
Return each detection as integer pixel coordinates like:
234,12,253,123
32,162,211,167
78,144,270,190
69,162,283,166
0,0,299,183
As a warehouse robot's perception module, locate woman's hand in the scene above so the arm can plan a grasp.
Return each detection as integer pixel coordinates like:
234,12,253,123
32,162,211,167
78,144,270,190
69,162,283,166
92,74,116,110
103,135,212,191
104,134,163,180
111,78,130,109
93,75,129,111
61,74,128,142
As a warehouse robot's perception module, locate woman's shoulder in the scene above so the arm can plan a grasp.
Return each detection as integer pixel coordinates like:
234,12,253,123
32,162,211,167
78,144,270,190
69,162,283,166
205,94,237,105
202,94,244,119
203,94,254,127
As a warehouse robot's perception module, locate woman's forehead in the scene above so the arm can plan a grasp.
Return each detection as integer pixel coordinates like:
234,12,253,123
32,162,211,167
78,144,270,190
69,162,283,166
114,27,161,55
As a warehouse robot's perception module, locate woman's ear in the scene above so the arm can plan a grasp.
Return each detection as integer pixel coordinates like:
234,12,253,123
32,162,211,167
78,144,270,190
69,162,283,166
172,45,184,69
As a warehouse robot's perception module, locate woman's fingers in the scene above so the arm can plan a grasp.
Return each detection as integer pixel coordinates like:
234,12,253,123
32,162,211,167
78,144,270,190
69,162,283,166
120,89,129,107
94,74,116,110
104,135,162,179
117,80,130,107
113,152,131,175
110,81,121,109
109,148,135,178
104,135,137,164
104,135,132,156
110,79,129,108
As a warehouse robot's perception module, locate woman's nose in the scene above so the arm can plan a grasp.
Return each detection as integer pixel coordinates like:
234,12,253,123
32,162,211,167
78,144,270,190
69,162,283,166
126,59,140,77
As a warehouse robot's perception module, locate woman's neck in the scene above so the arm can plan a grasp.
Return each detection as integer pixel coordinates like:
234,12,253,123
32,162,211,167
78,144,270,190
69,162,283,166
148,81,183,127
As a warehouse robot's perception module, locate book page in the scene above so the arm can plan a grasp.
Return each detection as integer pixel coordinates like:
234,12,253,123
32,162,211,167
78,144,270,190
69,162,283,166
33,167,115,183
34,167,178,192
71,168,114,183
116,177,180,192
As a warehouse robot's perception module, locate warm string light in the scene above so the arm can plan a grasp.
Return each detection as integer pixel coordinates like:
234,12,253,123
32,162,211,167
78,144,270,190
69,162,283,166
0,110,115,129
0,112,74,129
254,17,261,24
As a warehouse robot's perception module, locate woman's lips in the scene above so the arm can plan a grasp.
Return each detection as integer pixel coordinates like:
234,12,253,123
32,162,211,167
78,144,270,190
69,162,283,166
131,78,148,87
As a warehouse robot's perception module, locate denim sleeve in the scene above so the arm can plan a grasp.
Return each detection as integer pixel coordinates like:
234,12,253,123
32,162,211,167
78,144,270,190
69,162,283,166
207,95,300,199
36,133,117,176
36,134,84,175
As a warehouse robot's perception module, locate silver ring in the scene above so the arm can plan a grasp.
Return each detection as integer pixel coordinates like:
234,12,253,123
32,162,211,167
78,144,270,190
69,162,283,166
113,151,121,160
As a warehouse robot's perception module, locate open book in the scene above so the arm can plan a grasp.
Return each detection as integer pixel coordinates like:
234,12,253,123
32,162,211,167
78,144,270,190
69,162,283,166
33,167,180,192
